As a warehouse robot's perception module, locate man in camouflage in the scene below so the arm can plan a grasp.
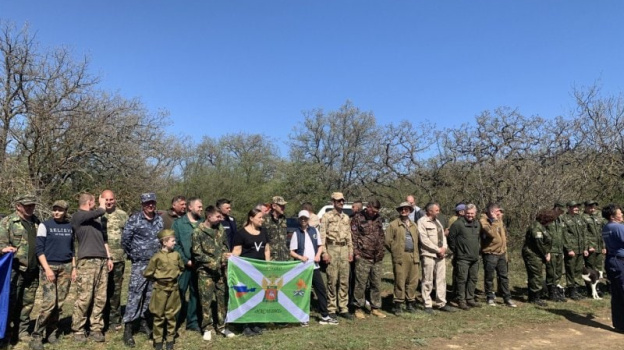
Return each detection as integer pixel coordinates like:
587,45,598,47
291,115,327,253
101,190,129,330
561,201,587,300
121,193,163,347
192,206,231,341
0,195,41,345
546,202,567,302
30,200,75,350
351,198,386,319
71,193,113,342
173,197,203,333
321,192,354,320
583,200,606,272
263,196,289,261
522,209,556,306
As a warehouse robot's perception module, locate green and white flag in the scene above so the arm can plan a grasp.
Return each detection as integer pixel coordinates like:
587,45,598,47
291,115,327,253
226,256,314,323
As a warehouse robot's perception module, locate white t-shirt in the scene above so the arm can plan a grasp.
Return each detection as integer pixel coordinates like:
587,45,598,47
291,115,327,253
289,227,323,269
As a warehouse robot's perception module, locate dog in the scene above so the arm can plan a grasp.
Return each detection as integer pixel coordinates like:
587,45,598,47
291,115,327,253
582,266,605,299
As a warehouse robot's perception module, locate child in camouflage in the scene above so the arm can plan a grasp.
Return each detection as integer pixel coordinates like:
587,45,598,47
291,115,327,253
143,229,184,350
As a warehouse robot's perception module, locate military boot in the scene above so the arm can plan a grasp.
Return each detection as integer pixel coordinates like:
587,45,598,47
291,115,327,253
153,341,163,350
165,341,175,350
568,287,581,301
393,302,403,315
405,301,417,313
140,319,152,339
123,323,136,348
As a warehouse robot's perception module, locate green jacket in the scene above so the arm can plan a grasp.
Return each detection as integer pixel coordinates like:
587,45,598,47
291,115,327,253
522,221,552,259
546,216,565,254
561,213,586,253
583,213,606,251
173,214,201,264
0,212,40,271
191,222,228,274
448,217,481,262
384,218,419,264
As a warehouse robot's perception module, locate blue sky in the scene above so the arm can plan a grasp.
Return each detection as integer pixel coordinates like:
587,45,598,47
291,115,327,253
3,1,623,155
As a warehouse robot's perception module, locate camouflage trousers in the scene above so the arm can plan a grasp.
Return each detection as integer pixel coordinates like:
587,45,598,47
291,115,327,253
149,281,181,342
123,261,153,324
326,245,350,314
564,253,584,288
585,251,605,272
197,270,226,332
9,268,39,337
545,252,564,286
72,258,108,334
33,262,72,336
353,258,382,309
105,261,125,327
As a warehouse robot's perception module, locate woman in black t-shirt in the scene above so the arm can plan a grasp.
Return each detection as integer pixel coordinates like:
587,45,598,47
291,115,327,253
232,208,271,336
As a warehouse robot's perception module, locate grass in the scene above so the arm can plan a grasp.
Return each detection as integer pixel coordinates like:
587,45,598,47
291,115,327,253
18,251,611,350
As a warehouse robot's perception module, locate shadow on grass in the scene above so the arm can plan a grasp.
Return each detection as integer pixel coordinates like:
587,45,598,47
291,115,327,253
544,308,617,333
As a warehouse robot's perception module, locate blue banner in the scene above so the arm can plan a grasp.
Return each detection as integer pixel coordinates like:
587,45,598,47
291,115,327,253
0,253,13,339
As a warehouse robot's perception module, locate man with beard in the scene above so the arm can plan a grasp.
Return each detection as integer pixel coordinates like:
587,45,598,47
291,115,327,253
121,193,163,347
351,199,386,319
173,198,203,333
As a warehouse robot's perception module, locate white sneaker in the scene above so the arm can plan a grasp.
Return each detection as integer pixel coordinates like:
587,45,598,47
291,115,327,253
203,330,212,341
220,328,235,338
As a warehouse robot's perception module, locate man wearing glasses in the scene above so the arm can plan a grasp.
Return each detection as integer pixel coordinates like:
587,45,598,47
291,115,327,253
350,199,386,319
320,192,354,320
121,193,163,347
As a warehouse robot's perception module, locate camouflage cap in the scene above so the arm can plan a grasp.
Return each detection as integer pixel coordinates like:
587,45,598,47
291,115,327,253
584,200,598,206
554,201,565,208
396,201,414,212
157,229,175,240
566,201,579,207
331,192,345,200
141,192,157,203
15,194,36,205
272,196,287,205
52,200,69,210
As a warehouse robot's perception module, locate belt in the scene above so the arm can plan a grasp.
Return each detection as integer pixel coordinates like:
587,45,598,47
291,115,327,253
327,241,347,247
404,249,414,253
155,280,177,287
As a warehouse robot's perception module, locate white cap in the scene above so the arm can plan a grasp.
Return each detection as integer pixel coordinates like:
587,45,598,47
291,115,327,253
298,210,310,218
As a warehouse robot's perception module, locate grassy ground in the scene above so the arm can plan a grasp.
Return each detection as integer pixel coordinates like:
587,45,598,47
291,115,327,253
18,252,611,350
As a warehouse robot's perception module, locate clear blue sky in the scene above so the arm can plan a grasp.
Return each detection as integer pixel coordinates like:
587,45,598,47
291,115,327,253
3,1,623,155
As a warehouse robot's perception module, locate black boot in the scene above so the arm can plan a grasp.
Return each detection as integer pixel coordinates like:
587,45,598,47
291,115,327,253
165,341,175,350
405,301,417,313
393,302,403,315
548,285,559,301
123,323,136,348
153,342,163,350
568,287,580,301
140,319,152,339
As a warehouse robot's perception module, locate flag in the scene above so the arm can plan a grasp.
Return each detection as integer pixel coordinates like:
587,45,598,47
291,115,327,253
0,252,13,338
226,256,313,323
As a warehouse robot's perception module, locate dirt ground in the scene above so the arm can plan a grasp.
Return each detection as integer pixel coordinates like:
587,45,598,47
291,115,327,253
427,306,622,350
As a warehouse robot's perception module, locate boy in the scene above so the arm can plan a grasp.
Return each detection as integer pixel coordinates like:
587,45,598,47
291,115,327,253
290,210,338,325
143,229,184,350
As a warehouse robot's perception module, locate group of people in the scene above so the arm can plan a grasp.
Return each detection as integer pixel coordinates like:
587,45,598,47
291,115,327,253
0,190,622,350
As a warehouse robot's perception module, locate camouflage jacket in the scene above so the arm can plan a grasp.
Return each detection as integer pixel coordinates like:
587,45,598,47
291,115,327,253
350,210,385,262
583,213,606,251
546,216,565,253
522,221,552,258
102,208,129,262
0,212,40,271
191,222,228,274
263,212,289,261
561,213,587,253
122,212,162,262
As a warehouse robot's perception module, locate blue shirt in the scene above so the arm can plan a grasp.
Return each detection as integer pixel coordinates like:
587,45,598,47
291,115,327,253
602,221,624,258
36,218,74,264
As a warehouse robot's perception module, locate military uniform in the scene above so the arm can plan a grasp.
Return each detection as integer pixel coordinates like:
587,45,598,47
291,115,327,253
102,208,129,328
561,209,587,297
172,214,201,331
522,221,552,303
321,208,353,315
143,240,184,344
263,213,289,261
584,211,606,272
192,222,229,333
121,211,163,324
350,210,385,313
545,212,566,301
385,216,419,310
0,208,40,340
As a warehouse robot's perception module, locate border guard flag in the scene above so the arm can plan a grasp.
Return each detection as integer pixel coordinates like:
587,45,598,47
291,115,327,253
0,252,13,338
226,256,313,323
